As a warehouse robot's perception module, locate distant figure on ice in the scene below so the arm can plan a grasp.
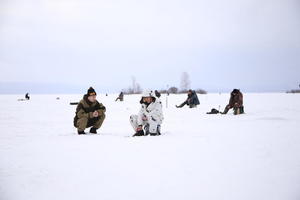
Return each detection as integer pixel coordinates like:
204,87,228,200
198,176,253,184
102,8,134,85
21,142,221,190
176,90,200,108
221,89,244,115
154,90,161,98
130,90,164,137
25,93,30,100
115,92,124,102
73,87,106,135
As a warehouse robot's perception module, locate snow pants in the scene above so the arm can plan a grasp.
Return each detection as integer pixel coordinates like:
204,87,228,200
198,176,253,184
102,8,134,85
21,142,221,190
76,114,106,132
130,115,161,135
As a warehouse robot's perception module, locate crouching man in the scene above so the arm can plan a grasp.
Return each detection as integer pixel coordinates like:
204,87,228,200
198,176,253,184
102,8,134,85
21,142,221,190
74,87,106,134
221,89,244,115
176,89,200,108
130,90,163,137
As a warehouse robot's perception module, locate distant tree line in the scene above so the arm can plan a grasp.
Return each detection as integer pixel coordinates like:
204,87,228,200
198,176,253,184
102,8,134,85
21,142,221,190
122,76,142,94
286,90,300,93
159,87,207,95
122,72,207,95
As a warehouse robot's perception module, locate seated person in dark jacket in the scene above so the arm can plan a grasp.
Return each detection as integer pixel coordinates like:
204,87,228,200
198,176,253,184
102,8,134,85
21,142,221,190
74,87,106,135
25,93,30,100
176,90,200,108
221,89,244,115
115,92,124,101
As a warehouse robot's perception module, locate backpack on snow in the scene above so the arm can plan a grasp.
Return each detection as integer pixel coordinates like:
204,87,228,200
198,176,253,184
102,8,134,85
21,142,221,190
206,108,220,114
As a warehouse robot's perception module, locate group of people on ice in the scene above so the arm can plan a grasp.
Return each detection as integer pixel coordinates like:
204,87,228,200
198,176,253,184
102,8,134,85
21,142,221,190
176,88,244,115
73,87,163,136
73,87,244,136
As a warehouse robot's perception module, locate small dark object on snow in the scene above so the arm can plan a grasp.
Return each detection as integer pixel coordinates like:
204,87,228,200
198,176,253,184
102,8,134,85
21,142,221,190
207,108,220,114
70,102,79,105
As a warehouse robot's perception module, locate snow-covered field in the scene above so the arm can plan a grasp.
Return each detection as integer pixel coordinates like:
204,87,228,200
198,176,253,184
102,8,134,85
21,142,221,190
0,93,300,200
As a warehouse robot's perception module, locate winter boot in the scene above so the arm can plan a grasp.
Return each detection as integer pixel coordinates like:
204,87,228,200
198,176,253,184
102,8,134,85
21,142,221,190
90,128,97,134
240,106,245,114
133,129,145,137
234,107,241,115
78,130,86,135
157,125,161,135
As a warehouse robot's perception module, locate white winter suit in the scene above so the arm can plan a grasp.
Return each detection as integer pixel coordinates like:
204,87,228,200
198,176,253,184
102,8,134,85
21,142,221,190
130,96,163,134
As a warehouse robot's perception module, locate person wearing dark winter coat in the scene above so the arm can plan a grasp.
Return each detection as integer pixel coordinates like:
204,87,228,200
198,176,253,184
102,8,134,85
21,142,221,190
221,89,244,115
25,93,30,100
115,92,124,102
176,90,200,108
155,90,161,98
73,87,106,134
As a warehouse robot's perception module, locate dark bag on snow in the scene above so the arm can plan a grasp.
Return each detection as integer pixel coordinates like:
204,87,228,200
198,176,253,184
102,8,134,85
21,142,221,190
206,108,220,114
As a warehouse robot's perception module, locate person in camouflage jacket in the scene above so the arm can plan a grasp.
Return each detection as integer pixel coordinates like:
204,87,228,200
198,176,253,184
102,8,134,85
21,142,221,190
74,87,106,134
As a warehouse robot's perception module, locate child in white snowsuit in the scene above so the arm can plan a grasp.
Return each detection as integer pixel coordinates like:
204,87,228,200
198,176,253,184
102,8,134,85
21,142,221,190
130,90,163,136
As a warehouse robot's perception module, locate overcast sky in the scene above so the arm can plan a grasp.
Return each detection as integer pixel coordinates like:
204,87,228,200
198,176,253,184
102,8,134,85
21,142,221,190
0,0,299,93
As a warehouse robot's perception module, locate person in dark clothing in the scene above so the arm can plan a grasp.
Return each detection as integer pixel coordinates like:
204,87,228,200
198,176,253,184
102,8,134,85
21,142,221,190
25,93,30,100
155,90,161,98
221,89,244,115
115,92,124,102
176,90,200,108
73,87,106,135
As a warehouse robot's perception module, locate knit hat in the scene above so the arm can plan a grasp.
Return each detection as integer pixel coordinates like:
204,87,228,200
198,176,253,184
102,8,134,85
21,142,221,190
87,87,97,96
232,89,239,94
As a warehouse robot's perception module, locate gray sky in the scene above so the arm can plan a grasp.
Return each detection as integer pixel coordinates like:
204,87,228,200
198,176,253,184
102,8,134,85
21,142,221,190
0,0,300,93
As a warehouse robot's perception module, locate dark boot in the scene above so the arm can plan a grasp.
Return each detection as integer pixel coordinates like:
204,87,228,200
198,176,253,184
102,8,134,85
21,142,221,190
234,107,240,115
240,106,245,114
133,129,145,137
189,104,197,108
78,130,86,135
157,125,161,135
90,128,97,134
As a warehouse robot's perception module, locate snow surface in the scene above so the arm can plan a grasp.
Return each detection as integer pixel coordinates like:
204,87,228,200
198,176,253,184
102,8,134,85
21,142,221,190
0,93,300,200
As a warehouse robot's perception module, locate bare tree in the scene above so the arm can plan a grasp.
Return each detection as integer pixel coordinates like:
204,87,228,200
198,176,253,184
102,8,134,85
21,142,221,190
131,76,137,93
122,76,142,94
180,72,191,91
135,83,142,94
